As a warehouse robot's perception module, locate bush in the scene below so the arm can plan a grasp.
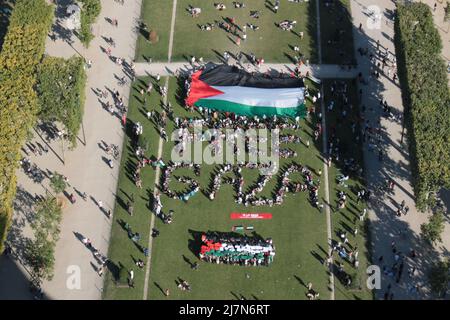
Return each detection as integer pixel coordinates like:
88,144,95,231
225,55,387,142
0,0,54,253
49,172,67,195
428,259,450,297
420,210,445,245
394,3,450,211
77,0,101,47
36,56,87,147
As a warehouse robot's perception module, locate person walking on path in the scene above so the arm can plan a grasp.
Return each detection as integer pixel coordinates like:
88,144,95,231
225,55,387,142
98,200,103,212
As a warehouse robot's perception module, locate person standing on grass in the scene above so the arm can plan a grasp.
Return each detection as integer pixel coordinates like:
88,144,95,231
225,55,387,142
129,270,134,288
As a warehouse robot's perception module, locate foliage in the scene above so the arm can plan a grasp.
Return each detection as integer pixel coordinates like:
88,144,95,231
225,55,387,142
31,196,62,243
36,56,87,147
394,3,450,211
0,0,54,253
49,172,67,195
25,196,62,282
420,210,445,245
26,231,56,282
77,0,101,47
428,259,450,297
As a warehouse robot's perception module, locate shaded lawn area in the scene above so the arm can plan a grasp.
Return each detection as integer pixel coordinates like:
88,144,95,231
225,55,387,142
103,76,167,299
104,75,335,300
319,0,355,65
134,0,172,62
136,0,318,63
322,79,373,300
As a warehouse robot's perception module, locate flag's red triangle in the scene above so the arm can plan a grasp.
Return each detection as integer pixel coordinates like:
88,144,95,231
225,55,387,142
186,70,224,106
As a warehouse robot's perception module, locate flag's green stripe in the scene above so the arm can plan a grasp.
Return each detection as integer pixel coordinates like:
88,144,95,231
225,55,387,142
195,99,307,118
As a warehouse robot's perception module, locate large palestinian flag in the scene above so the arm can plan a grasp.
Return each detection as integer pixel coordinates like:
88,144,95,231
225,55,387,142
186,65,306,118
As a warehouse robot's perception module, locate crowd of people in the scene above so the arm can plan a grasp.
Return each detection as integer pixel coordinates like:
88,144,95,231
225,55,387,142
199,232,275,266
159,161,201,202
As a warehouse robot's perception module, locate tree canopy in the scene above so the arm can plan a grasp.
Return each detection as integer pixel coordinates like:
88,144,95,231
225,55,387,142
36,56,87,147
0,0,54,253
394,3,450,211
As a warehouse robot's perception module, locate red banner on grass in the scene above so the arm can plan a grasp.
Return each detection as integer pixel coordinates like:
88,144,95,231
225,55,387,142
230,213,272,220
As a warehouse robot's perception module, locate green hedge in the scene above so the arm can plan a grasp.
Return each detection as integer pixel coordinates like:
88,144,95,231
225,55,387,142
77,0,101,47
0,0,54,253
394,3,450,211
37,56,87,147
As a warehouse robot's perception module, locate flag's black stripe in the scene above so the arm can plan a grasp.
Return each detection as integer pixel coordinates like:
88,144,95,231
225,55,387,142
198,64,304,88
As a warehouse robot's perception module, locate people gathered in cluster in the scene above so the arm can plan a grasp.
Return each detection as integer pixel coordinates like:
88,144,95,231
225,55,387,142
199,232,275,266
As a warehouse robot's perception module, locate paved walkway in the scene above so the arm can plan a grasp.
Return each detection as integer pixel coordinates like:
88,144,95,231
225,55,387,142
134,61,359,79
0,0,142,299
350,0,450,299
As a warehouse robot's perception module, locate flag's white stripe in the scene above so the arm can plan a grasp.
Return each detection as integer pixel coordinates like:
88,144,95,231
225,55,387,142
202,86,305,108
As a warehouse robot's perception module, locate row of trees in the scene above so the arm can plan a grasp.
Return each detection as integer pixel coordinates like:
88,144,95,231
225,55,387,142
25,172,68,283
0,0,54,253
36,56,87,147
77,0,102,47
25,195,62,283
394,3,450,211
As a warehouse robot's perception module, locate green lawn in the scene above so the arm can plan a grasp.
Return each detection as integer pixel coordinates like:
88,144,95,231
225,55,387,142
103,74,372,300
322,79,373,300
135,0,317,63
104,0,371,301
135,0,172,62
104,76,337,300
319,0,355,64
103,76,167,299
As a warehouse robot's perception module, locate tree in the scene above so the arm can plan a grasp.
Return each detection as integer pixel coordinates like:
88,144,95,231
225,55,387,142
26,232,56,282
428,259,450,297
49,172,67,195
420,210,445,245
32,196,62,243
25,196,62,283
36,56,87,148
394,3,450,211
77,0,101,47
0,0,54,253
